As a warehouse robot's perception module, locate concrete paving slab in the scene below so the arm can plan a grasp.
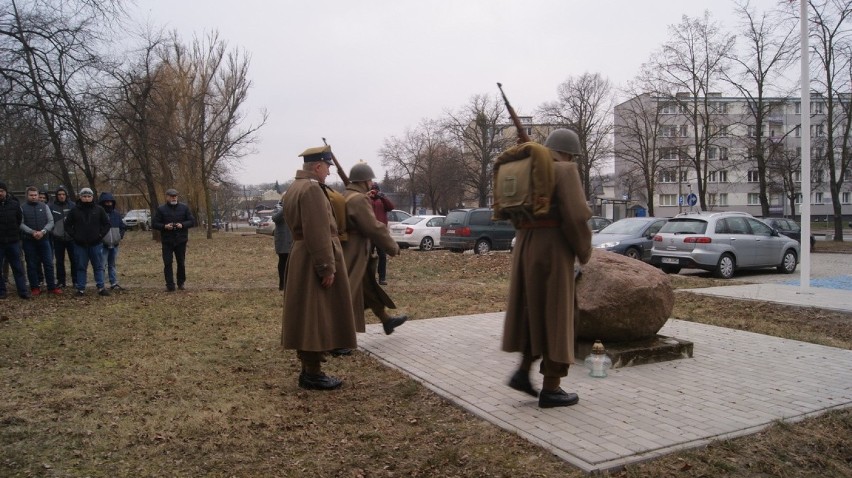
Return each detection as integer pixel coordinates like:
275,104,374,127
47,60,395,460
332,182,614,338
359,313,852,474
684,283,852,313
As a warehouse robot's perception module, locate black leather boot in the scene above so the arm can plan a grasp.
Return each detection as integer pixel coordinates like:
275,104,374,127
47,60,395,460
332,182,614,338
507,369,538,397
382,315,408,335
538,388,579,408
298,372,343,390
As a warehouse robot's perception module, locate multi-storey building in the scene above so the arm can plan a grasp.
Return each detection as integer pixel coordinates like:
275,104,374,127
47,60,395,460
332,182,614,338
614,93,852,219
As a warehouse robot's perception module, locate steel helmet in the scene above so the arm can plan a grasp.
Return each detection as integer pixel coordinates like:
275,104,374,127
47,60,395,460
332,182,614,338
544,128,581,155
349,161,376,183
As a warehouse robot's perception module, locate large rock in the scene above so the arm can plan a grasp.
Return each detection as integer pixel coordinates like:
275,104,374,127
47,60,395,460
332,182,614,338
575,249,674,342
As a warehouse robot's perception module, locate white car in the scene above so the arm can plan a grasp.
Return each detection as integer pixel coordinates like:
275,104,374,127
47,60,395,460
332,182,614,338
256,216,274,235
386,209,412,227
389,215,445,251
122,209,151,230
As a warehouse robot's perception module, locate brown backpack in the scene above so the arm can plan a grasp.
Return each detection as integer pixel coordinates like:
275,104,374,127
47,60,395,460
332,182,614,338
492,142,555,221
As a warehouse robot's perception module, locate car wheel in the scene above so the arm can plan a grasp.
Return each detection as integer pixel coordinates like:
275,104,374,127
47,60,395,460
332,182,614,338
714,253,735,279
474,239,491,254
419,236,434,251
624,247,641,260
777,249,798,274
661,265,681,274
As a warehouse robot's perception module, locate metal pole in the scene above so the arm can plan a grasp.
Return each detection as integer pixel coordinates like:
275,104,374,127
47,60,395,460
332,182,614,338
799,0,811,290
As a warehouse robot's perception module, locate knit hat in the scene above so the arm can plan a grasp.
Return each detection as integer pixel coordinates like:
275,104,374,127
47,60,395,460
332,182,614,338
79,187,94,196
0,181,7,192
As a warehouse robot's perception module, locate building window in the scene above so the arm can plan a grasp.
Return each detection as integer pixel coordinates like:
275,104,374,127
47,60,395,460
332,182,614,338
747,170,760,182
794,102,801,114
719,125,728,137
680,171,689,182
710,102,728,114
660,170,677,183
815,192,824,204
660,148,679,160
794,125,801,137
661,125,677,137
748,193,761,205
793,171,801,183
811,124,825,137
748,125,756,137
718,170,728,182
660,103,678,114
708,147,716,160
708,193,717,205
679,125,689,137
814,147,824,160
842,192,850,204
719,147,728,160
660,194,678,206
747,147,756,159
795,193,802,204
719,193,728,206
816,169,824,182
708,171,717,183
812,102,824,114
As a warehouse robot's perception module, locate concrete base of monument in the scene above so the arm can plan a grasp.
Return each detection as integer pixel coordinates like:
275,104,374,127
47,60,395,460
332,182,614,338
576,335,694,369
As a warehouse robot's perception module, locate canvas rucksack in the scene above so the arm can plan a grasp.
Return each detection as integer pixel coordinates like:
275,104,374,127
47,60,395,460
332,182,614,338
492,142,555,222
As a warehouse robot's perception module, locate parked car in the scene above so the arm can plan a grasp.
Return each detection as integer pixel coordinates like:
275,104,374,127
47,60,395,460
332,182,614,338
386,209,412,226
588,216,612,233
256,215,274,235
390,215,445,251
592,217,668,262
440,208,515,254
122,209,151,230
650,211,799,279
248,216,261,226
760,217,815,252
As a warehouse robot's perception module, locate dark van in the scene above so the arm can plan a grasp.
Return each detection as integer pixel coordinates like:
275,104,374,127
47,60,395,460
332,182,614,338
440,208,515,254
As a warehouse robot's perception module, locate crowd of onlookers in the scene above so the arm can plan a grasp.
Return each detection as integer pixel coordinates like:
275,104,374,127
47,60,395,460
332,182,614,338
0,183,126,300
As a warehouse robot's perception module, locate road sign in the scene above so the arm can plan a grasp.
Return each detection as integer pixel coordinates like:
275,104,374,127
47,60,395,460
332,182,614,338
687,193,698,207
678,195,684,206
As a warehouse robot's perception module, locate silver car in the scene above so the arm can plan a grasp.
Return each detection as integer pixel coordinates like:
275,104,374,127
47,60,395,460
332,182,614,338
650,211,799,279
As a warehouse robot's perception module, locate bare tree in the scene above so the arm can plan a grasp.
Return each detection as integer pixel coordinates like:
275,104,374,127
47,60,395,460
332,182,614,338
162,31,267,238
0,0,125,194
443,94,510,207
652,12,735,210
809,0,852,240
538,72,614,199
725,0,799,217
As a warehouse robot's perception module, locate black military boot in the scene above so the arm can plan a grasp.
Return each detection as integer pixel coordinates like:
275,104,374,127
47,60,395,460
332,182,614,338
382,315,408,335
298,372,343,390
507,369,538,397
538,388,579,408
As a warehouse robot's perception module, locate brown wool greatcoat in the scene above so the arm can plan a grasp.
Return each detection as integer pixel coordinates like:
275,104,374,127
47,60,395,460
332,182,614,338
501,157,592,365
281,170,356,352
343,182,400,332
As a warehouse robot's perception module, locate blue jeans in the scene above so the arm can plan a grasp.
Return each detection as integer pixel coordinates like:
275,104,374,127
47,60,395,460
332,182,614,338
0,242,29,296
102,245,119,286
73,243,105,291
22,238,56,290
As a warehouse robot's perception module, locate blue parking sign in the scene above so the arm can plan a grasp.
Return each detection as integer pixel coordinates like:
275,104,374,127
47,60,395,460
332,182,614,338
687,193,698,206
678,195,684,205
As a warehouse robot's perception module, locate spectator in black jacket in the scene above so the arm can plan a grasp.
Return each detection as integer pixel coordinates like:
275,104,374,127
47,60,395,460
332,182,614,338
65,187,111,297
0,182,30,300
49,186,77,289
152,188,195,292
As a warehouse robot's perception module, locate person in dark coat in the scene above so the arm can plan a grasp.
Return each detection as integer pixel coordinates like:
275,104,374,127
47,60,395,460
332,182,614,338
368,183,394,285
501,129,593,409
281,146,356,391
49,186,77,289
152,188,195,292
65,187,111,297
98,192,126,290
271,197,293,291
0,182,30,300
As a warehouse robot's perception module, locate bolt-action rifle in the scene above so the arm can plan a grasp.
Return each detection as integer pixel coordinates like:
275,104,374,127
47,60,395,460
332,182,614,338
497,82,532,144
321,137,350,185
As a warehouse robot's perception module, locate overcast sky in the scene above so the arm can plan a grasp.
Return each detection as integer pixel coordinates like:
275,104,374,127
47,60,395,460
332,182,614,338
130,0,792,186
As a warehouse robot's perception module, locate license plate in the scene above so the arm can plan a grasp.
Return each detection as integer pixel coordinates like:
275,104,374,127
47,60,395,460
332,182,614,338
661,257,679,265
446,229,455,234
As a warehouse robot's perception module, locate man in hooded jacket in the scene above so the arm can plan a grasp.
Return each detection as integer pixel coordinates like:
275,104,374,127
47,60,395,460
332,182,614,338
98,192,126,290
49,186,77,289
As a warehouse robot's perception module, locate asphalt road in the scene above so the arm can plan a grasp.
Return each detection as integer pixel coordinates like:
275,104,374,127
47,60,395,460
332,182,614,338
679,252,852,289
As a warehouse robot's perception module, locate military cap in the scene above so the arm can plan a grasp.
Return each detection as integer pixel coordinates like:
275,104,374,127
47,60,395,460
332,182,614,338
299,146,334,165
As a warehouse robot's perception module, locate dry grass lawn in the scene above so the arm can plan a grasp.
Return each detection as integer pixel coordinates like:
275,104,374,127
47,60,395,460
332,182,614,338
1,229,850,477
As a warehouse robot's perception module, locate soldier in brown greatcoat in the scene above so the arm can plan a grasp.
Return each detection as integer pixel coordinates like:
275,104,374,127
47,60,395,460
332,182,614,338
342,162,408,335
281,146,356,390
501,128,593,408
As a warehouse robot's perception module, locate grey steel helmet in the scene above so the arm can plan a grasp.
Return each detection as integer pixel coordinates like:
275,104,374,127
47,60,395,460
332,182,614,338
544,128,581,155
348,162,376,182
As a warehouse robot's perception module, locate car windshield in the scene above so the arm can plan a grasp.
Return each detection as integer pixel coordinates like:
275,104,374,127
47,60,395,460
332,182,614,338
401,216,426,225
444,211,467,226
659,219,707,234
598,220,648,235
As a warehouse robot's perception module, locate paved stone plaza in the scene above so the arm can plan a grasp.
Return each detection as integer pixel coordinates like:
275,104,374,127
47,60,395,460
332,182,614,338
359,310,852,473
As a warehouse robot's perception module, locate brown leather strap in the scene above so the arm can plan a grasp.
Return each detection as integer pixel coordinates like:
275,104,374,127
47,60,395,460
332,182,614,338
516,219,560,229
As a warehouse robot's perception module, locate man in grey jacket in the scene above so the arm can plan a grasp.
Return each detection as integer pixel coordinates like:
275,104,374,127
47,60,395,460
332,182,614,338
20,186,59,295
49,186,76,289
